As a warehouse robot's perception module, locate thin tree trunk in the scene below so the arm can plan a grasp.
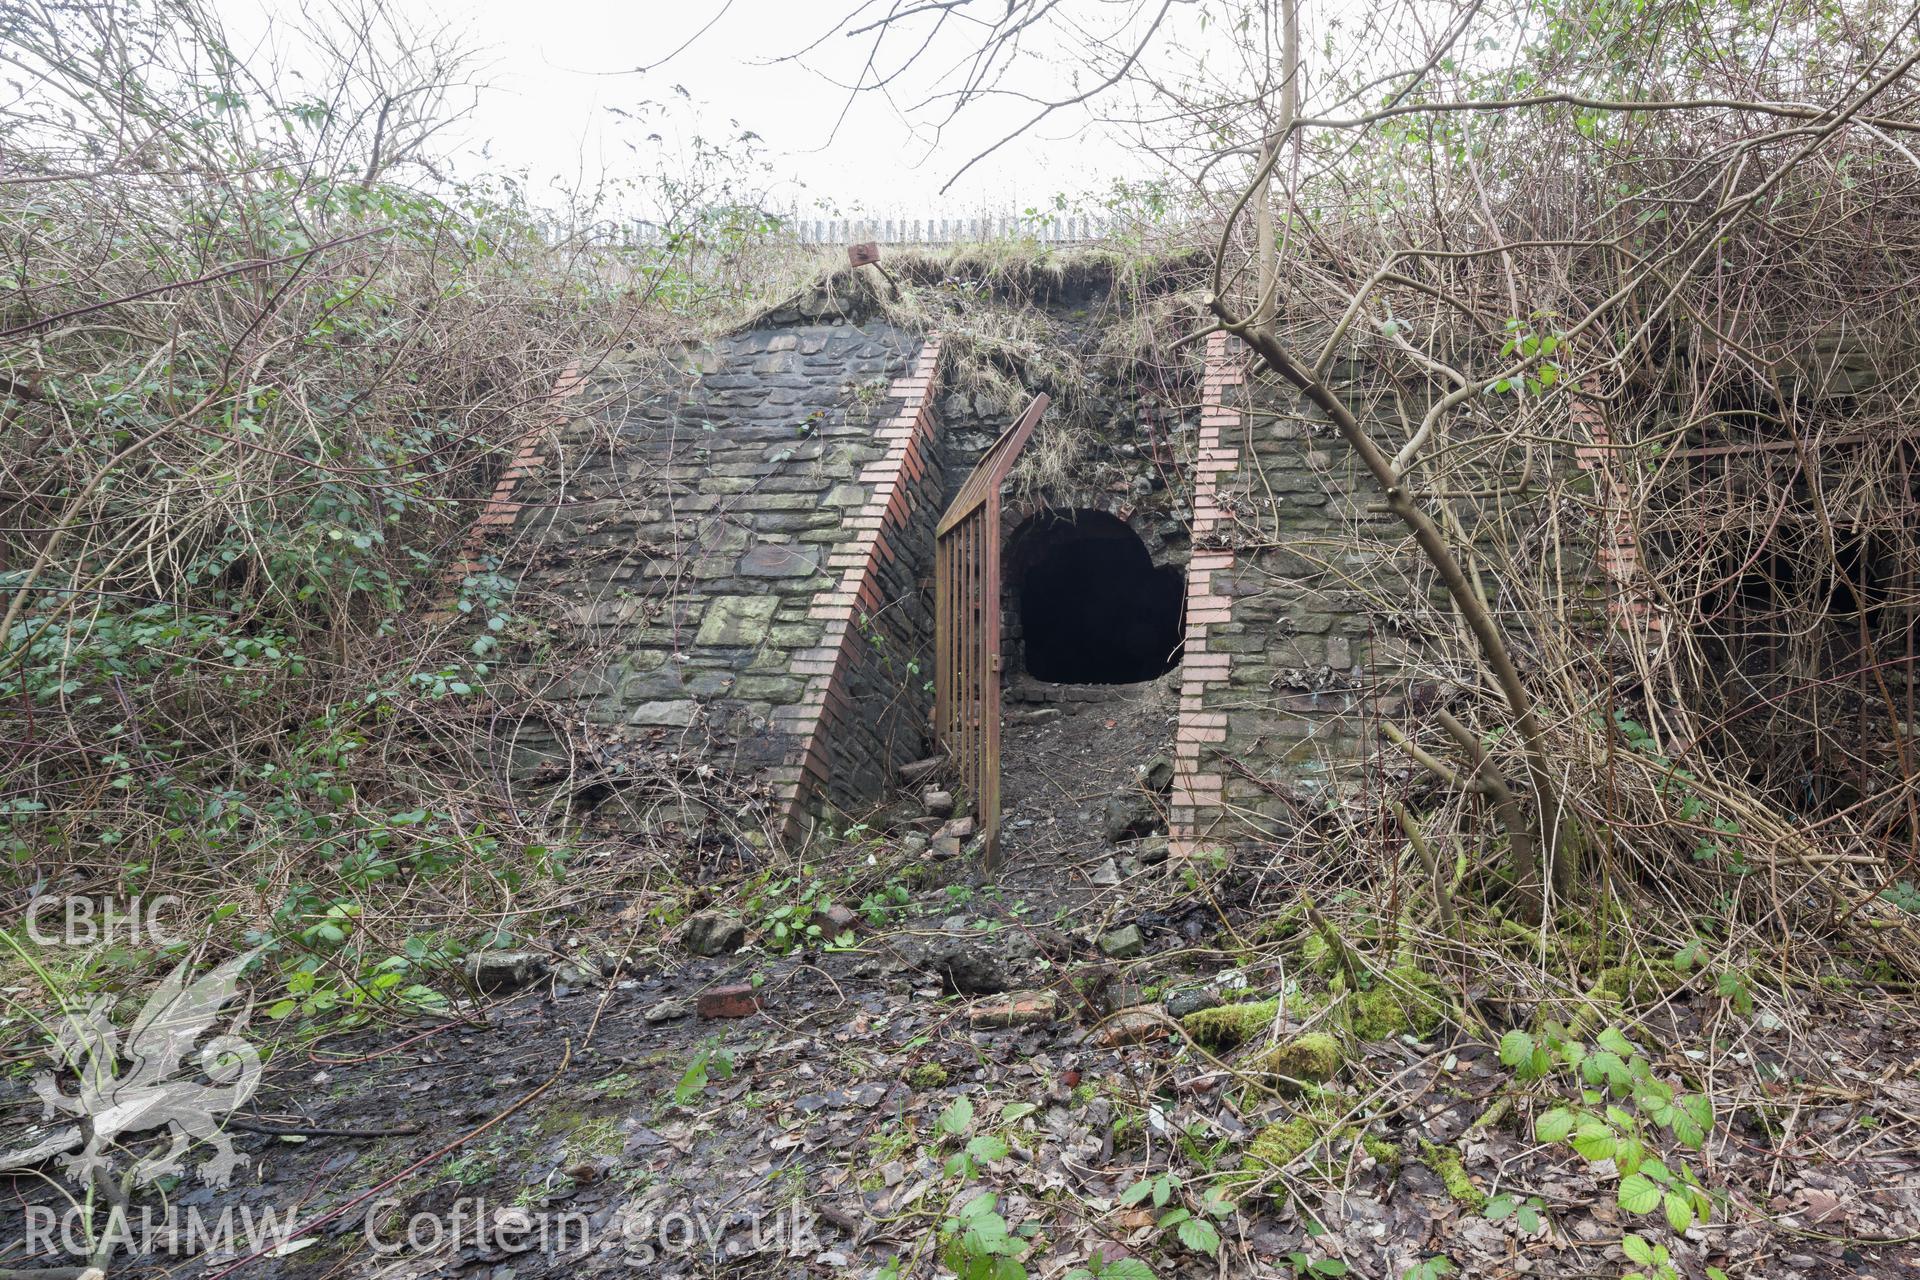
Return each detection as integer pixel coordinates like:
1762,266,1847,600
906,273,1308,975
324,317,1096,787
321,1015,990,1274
1253,0,1299,326
1212,312,1569,901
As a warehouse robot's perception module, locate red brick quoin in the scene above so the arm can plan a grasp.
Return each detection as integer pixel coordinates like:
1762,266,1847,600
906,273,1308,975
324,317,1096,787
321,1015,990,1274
1571,392,1667,644
769,338,944,842
425,363,584,625
1170,331,1244,858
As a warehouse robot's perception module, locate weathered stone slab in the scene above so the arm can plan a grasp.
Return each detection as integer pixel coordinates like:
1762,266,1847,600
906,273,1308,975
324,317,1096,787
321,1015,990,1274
739,543,823,578
693,595,778,646
628,700,696,727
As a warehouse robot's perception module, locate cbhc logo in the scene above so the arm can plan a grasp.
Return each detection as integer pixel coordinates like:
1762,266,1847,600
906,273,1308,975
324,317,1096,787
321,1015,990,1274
24,896,182,946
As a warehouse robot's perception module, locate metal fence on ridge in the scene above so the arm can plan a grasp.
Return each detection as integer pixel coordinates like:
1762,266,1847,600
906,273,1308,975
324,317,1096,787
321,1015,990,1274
582,213,1122,248
790,215,1114,246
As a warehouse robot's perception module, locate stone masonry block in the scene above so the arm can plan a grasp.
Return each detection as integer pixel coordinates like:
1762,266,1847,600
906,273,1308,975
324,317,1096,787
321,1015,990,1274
695,595,778,647
741,543,825,577
628,700,697,727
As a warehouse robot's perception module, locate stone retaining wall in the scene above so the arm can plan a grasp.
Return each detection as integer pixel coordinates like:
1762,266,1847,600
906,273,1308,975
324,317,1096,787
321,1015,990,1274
1167,339,1599,841
768,340,946,835
1176,347,1431,839
493,303,948,834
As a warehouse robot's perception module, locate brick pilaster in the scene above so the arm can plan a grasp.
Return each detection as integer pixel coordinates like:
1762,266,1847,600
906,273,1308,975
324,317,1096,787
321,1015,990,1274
772,338,944,840
1171,332,1244,856
1571,394,1666,642
426,363,583,624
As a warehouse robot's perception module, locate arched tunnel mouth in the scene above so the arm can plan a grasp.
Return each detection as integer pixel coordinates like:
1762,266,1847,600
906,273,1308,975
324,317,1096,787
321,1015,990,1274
1011,510,1184,684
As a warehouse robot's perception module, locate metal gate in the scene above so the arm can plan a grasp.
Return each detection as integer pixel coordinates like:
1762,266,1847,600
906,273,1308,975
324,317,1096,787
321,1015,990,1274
934,394,1049,869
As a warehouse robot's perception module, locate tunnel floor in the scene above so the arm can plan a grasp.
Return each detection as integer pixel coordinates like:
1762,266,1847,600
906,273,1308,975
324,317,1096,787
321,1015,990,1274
991,675,1178,896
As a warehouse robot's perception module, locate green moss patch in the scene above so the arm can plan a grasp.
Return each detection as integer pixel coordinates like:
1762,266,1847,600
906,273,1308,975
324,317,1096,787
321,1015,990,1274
907,1063,950,1088
1244,1111,1399,1177
1246,1115,1324,1170
1254,1032,1343,1091
1182,999,1278,1049
1182,990,1327,1050
1346,966,1448,1041
1360,1134,1402,1170
1592,961,1679,1007
1417,1139,1486,1211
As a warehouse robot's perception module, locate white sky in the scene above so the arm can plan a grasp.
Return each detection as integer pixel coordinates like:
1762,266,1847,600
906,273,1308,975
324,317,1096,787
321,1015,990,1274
217,0,1150,220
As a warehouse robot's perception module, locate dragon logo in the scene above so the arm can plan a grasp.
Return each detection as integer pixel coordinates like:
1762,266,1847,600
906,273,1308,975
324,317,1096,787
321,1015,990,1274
3,949,263,1189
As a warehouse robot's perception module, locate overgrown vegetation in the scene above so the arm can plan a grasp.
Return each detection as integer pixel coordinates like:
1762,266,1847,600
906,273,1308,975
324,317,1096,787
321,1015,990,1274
0,0,827,1022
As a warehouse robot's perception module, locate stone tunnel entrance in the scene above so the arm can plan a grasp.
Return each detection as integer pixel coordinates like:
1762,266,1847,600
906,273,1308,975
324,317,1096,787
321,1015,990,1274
1010,509,1184,684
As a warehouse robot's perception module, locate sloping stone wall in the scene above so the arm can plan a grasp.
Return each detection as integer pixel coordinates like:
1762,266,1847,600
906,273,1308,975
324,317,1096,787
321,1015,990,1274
495,304,947,833
769,340,945,833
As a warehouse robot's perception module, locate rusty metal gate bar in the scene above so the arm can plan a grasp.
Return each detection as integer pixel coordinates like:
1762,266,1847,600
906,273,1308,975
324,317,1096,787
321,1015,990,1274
935,394,1050,869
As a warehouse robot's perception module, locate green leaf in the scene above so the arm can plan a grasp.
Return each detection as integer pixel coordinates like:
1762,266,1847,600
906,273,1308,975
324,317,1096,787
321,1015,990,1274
1636,1076,1675,1110
961,1214,1010,1255
1618,1174,1661,1215
1680,1093,1713,1132
967,1134,1010,1163
1571,1119,1615,1163
1622,1234,1656,1265
1483,1195,1515,1222
1663,1191,1695,1233
1201,1190,1236,1220
940,1097,975,1135
1498,1030,1535,1068
1176,1217,1221,1254
1534,1107,1575,1143
1002,1102,1039,1123
1119,1179,1156,1208
1583,1049,1632,1093
1100,1261,1157,1280
957,1192,999,1221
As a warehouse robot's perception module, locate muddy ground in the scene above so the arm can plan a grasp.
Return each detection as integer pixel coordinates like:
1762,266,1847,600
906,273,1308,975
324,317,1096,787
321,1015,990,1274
4,682,1920,1279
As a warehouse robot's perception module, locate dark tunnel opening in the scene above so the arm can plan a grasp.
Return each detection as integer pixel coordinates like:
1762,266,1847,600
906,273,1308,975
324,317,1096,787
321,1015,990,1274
1012,510,1184,684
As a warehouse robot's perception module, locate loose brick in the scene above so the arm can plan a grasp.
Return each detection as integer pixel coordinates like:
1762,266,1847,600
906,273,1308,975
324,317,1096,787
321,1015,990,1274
698,984,761,1019
968,990,1058,1029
